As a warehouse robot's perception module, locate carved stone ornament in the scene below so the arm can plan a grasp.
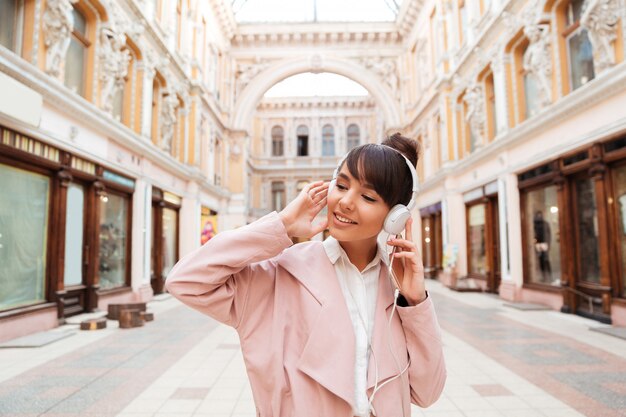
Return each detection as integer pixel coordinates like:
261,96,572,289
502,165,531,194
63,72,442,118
523,23,553,107
360,57,400,99
580,0,621,74
234,60,271,100
43,0,77,77
160,88,180,153
463,83,486,147
99,26,131,113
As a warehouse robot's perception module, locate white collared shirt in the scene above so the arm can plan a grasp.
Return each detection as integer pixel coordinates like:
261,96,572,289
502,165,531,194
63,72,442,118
323,236,389,417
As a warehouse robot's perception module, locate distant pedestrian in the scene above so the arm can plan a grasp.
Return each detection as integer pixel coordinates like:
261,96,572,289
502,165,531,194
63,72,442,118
166,133,446,417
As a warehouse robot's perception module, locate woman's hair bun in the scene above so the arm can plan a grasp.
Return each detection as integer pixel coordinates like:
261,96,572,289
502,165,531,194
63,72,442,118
381,132,420,168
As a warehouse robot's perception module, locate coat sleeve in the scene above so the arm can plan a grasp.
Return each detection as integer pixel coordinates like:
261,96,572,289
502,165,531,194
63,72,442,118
396,296,447,407
165,211,294,329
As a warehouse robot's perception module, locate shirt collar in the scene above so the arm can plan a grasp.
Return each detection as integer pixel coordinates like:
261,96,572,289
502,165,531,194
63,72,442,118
322,235,389,270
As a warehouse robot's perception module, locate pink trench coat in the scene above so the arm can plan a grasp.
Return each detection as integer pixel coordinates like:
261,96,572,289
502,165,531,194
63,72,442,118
166,212,446,417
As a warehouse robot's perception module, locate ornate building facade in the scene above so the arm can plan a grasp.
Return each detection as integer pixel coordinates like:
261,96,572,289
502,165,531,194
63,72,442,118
1,0,625,341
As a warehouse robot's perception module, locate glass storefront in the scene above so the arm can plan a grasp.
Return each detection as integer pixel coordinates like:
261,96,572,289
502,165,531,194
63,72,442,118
99,193,128,289
0,163,50,310
523,185,562,286
162,207,178,277
468,203,487,275
63,184,85,286
614,165,626,298
575,177,600,283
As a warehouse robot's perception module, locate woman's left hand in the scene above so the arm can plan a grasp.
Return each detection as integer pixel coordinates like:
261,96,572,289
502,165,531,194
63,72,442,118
387,217,427,305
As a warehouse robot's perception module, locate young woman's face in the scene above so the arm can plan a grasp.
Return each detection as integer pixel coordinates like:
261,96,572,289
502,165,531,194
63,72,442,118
327,165,391,242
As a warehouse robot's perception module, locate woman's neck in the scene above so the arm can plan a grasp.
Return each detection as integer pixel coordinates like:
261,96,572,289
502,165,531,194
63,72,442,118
339,237,379,272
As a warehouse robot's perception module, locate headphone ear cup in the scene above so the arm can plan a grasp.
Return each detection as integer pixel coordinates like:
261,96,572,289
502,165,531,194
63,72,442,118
328,179,336,195
384,205,411,235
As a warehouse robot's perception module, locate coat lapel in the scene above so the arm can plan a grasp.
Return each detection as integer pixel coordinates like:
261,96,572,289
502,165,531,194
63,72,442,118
278,242,356,410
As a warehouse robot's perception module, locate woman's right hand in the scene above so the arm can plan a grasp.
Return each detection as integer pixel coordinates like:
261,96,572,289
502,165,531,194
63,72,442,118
279,181,329,238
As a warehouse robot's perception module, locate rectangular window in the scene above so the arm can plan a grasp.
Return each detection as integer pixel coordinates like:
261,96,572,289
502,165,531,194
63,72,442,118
468,203,487,275
64,184,85,286
523,185,562,286
612,165,626,298
565,0,595,91
64,7,88,97
0,163,50,310
99,192,129,289
0,0,19,52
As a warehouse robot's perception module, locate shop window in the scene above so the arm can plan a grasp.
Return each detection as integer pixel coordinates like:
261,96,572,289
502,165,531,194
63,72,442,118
522,185,562,286
467,203,487,275
297,125,309,156
612,165,626,298
0,163,50,311
322,124,335,157
272,181,286,212
63,183,85,287
574,176,600,283
0,0,22,53
98,192,129,290
562,0,595,91
162,207,178,277
271,125,284,157
64,5,90,97
347,124,360,150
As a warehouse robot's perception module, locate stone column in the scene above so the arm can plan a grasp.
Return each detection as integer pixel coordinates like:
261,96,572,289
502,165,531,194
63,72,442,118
444,185,467,275
131,179,153,300
492,52,509,136
501,172,523,301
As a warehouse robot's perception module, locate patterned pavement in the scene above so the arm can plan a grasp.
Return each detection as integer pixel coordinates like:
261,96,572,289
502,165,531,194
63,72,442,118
0,281,624,417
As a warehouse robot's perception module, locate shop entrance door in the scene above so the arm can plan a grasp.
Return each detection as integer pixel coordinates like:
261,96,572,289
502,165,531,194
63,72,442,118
61,183,88,316
487,195,501,293
570,174,610,322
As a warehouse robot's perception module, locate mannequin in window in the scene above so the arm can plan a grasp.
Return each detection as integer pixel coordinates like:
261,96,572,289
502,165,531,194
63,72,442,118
533,210,552,283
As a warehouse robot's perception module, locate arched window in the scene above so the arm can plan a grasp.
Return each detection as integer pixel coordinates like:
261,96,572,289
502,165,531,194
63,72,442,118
296,125,309,156
347,124,360,150
150,72,166,144
561,0,594,91
112,40,141,131
64,5,90,97
322,124,335,156
0,0,22,53
271,125,284,157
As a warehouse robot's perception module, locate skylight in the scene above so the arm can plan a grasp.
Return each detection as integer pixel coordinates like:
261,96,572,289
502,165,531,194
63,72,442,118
232,0,400,23
264,73,369,97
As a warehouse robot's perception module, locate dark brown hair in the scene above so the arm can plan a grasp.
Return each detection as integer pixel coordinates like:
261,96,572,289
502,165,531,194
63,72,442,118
341,133,420,208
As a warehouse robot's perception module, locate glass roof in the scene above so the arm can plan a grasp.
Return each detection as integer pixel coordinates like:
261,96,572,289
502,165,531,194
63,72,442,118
264,73,369,97
231,0,400,23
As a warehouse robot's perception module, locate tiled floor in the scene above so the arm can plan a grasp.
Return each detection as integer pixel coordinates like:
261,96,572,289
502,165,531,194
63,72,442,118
0,281,625,417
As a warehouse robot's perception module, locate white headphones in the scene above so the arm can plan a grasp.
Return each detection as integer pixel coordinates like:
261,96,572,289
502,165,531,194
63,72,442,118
328,144,419,236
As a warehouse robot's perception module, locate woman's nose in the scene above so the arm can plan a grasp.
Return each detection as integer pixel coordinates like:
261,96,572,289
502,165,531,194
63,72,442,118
338,191,355,211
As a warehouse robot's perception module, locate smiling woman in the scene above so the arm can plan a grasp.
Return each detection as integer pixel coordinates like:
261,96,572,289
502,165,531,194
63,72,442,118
166,133,445,417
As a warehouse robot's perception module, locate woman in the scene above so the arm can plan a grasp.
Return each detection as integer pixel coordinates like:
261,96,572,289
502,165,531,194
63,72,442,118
166,133,446,417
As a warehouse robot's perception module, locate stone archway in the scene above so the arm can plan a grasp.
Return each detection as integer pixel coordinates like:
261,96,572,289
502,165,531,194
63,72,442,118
231,55,402,132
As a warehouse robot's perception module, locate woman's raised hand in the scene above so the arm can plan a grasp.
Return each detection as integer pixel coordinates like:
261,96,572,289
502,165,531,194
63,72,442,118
387,218,427,305
279,181,329,239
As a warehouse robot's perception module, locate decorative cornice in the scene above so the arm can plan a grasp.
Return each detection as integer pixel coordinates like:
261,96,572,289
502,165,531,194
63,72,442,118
208,0,237,41
257,96,377,111
231,23,401,49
